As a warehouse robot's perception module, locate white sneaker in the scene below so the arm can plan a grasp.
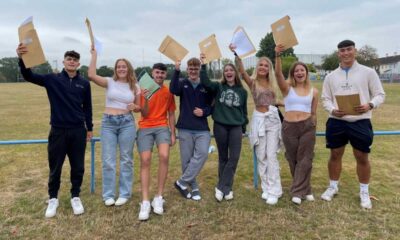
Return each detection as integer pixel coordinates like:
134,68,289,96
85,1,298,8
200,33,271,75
224,191,234,201
45,198,59,218
151,196,165,215
71,197,84,215
266,196,279,205
305,194,315,202
215,188,223,202
261,192,268,200
292,197,302,205
115,197,128,206
321,187,338,201
138,201,151,221
360,191,372,209
104,198,115,206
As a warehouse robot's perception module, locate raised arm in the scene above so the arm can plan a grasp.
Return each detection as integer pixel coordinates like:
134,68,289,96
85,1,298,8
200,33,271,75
88,48,108,88
229,44,253,87
16,43,47,86
169,60,182,96
274,44,290,96
199,53,219,91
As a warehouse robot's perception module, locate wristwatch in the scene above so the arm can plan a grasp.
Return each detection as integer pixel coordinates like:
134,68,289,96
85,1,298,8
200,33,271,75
368,102,374,110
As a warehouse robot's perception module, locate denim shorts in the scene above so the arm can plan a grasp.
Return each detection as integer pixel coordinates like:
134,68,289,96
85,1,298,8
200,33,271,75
326,118,373,153
137,127,171,153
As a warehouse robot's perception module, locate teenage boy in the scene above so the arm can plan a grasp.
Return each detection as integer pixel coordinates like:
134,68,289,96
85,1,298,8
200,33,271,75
321,40,385,209
170,58,214,201
16,43,93,218
137,63,176,221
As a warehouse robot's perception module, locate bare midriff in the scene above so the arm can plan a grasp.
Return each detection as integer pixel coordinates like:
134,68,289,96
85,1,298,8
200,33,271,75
284,111,311,122
104,107,130,115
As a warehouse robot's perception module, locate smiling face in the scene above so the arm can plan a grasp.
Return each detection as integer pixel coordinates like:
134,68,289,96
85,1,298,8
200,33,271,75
293,64,307,84
224,65,236,85
256,59,270,78
63,56,80,72
338,45,356,67
152,68,167,85
115,60,128,80
187,65,200,81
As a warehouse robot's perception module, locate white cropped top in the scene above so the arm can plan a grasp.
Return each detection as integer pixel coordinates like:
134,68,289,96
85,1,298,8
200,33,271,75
284,87,313,113
105,77,140,110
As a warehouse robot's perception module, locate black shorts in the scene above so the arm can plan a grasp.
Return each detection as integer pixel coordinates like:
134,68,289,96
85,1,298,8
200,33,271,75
325,118,373,153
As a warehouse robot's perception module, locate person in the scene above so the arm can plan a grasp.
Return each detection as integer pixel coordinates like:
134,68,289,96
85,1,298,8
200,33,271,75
137,63,176,221
88,48,140,207
170,57,214,201
320,40,385,209
275,44,319,205
16,43,93,218
230,44,283,205
199,53,248,202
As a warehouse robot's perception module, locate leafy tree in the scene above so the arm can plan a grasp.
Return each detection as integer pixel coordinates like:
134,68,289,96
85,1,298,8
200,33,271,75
256,32,295,64
79,65,89,79
32,62,52,75
307,63,317,73
97,65,114,77
281,56,298,78
246,67,254,76
135,66,152,80
0,57,19,82
321,51,339,71
356,45,379,69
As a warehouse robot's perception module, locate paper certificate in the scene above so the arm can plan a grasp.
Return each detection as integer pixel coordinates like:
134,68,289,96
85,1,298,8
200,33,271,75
230,26,256,58
18,16,46,68
335,94,361,115
199,34,222,64
158,35,189,62
271,15,298,50
138,72,160,100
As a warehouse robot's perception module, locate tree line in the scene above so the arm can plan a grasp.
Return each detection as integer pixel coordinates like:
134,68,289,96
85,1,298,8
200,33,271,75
0,32,380,83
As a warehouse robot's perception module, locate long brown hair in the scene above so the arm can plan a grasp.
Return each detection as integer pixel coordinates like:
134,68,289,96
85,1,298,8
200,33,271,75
113,59,138,94
220,63,242,87
287,62,311,90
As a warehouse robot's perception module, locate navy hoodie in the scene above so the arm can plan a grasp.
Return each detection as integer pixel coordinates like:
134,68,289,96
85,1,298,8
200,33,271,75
19,59,93,131
170,69,214,131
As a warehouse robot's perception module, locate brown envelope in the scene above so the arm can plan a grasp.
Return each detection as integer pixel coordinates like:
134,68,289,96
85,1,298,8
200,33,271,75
158,35,188,62
18,19,46,68
85,18,95,47
335,94,361,115
199,34,222,64
271,15,298,50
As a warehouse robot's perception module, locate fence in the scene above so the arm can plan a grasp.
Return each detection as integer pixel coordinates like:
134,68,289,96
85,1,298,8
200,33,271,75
1,131,400,192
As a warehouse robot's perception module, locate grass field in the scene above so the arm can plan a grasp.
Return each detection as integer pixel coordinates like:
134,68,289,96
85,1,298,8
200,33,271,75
0,81,400,239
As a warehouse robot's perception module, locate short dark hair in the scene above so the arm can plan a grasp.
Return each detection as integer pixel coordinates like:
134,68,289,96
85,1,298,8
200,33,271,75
337,40,355,49
152,63,167,71
64,50,80,60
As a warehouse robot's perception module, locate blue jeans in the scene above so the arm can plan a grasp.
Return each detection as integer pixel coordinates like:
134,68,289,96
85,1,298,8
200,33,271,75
101,113,136,200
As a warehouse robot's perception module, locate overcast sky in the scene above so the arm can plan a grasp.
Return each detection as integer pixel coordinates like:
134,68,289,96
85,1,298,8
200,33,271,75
1,0,399,69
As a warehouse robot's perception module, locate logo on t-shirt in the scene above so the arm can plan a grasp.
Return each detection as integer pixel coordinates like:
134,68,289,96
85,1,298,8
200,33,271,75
219,89,240,107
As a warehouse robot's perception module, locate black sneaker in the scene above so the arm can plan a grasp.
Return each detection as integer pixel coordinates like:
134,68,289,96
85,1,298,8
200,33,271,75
174,181,191,199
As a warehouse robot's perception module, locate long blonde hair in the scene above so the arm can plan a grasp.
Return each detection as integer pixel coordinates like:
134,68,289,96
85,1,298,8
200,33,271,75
287,62,311,90
250,56,280,102
113,58,138,94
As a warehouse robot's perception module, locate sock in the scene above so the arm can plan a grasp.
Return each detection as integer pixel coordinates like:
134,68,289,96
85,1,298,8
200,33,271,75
360,183,369,193
142,200,150,206
329,180,339,189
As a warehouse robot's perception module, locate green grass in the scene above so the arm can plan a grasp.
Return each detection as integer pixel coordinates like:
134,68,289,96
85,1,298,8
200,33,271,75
0,81,400,239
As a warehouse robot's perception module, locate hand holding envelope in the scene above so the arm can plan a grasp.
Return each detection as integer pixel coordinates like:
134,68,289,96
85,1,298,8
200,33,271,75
18,16,46,68
158,35,188,62
85,18,103,55
198,34,222,64
230,26,256,58
271,15,298,50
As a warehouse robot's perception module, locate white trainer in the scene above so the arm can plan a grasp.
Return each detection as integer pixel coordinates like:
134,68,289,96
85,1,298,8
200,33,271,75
360,191,372,209
45,198,59,218
292,197,302,205
305,194,315,202
151,196,165,215
104,198,115,206
71,197,84,215
261,192,268,200
138,201,151,221
266,196,279,205
224,191,234,201
115,197,128,206
321,187,338,201
215,188,223,202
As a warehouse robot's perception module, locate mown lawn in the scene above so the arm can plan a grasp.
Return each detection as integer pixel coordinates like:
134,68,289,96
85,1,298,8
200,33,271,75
0,81,399,239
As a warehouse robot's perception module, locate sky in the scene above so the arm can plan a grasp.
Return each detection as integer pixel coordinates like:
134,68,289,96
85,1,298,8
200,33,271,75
1,0,399,69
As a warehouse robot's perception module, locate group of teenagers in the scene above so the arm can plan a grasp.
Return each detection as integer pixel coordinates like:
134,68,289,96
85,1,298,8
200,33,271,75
15,38,385,221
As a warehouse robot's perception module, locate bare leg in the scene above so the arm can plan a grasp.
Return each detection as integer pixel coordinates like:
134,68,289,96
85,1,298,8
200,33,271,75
156,143,170,196
140,151,152,201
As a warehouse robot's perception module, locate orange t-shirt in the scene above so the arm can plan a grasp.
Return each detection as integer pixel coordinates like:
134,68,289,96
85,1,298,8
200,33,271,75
138,84,176,129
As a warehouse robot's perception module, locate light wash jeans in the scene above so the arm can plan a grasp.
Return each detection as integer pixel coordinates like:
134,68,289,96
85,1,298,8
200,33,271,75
101,113,136,201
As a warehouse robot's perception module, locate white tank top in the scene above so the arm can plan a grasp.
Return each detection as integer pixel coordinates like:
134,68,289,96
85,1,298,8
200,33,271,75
284,87,313,113
105,77,140,110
